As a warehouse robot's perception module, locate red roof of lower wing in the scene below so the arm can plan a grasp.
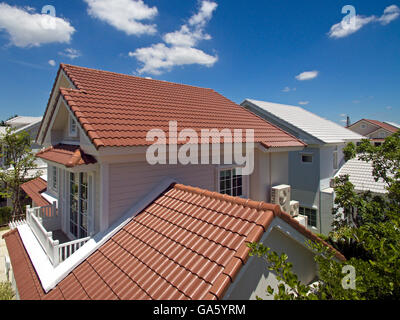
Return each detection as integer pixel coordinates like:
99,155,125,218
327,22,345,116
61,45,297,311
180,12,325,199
4,183,344,300
20,177,50,207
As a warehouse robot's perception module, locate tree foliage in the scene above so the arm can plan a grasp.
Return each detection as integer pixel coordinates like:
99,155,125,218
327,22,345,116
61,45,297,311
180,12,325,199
248,131,400,300
0,282,14,300
0,127,40,216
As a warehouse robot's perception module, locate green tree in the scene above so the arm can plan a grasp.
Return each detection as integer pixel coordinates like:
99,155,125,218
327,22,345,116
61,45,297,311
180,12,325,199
0,127,41,217
248,130,400,300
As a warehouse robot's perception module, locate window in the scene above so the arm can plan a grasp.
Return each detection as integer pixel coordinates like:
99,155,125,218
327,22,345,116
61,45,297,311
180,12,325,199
333,147,338,170
51,166,58,192
219,168,243,197
299,207,317,228
69,116,78,137
361,124,366,129
301,154,313,163
70,172,88,239
375,142,382,147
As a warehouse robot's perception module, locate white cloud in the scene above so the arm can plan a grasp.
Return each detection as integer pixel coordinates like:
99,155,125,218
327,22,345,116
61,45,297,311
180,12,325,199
328,5,399,39
48,59,56,66
59,48,81,59
298,101,309,105
131,1,218,75
131,44,217,75
0,3,75,47
84,0,158,36
328,15,376,39
379,5,400,25
295,70,319,81
189,0,218,27
282,86,296,93
386,106,393,110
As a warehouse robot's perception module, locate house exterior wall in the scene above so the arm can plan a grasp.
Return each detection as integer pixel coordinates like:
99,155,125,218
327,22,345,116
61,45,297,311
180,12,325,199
108,159,217,227
369,128,391,140
106,149,290,229
288,145,342,235
348,121,378,136
224,226,317,300
250,149,289,203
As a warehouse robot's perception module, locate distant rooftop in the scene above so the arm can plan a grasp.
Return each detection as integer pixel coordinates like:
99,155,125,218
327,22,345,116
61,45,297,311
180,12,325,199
335,157,389,194
242,99,364,144
6,116,42,126
384,121,400,129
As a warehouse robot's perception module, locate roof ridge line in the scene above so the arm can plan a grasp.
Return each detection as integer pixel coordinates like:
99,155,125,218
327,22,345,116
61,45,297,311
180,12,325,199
60,63,214,91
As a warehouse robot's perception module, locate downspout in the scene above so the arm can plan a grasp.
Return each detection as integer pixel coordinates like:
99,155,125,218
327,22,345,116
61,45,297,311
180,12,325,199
269,152,272,202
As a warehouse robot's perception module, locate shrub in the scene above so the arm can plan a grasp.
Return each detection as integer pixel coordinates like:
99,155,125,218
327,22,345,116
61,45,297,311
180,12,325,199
0,206,12,226
0,282,14,300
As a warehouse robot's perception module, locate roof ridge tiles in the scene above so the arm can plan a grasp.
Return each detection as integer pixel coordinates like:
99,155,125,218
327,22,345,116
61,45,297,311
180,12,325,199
60,64,215,91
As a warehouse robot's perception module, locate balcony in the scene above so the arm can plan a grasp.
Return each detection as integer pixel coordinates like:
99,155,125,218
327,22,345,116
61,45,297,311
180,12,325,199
25,203,90,267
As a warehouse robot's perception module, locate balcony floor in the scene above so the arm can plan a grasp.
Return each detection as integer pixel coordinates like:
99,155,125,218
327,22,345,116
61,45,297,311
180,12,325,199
52,230,70,244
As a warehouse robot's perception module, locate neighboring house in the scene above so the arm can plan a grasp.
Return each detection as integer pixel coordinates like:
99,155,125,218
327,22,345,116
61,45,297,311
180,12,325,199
335,156,389,195
3,64,345,300
0,116,46,207
347,119,399,146
240,99,364,235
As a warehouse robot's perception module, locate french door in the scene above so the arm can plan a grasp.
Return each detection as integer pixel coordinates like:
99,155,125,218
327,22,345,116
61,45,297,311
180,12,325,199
69,172,89,239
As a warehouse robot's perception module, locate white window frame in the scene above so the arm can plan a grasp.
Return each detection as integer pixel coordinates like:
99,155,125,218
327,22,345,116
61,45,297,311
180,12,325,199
301,153,313,164
51,165,58,193
217,166,249,198
69,115,78,138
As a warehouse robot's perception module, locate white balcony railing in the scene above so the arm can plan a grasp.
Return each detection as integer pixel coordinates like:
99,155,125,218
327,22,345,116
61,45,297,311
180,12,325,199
26,204,90,267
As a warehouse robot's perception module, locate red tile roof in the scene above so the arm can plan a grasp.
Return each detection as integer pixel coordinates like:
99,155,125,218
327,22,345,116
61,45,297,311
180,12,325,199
4,183,344,300
41,64,305,149
36,144,97,168
20,177,50,208
364,119,398,133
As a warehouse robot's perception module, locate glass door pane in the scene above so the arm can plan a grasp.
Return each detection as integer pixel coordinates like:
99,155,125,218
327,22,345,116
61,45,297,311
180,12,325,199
70,173,79,238
79,173,88,238
69,172,89,239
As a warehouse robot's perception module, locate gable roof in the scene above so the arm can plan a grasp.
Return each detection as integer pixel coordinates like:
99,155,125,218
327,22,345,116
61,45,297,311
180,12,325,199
39,64,305,149
363,119,398,134
4,183,344,300
335,157,389,194
242,99,364,144
349,119,399,134
36,144,97,168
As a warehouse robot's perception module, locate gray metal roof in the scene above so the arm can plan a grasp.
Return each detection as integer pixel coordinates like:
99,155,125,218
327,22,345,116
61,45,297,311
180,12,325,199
335,157,388,194
243,99,364,144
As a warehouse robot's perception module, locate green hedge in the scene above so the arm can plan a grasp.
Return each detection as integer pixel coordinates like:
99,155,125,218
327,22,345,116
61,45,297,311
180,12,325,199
0,206,12,226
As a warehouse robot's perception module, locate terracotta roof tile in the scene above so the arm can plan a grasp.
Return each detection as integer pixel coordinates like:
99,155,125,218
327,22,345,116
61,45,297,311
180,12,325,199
5,183,345,300
36,144,97,168
20,177,50,207
39,64,306,149
364,119,398,133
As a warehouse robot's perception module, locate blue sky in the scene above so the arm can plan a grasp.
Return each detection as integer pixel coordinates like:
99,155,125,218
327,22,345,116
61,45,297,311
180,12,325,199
0,0,399,125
